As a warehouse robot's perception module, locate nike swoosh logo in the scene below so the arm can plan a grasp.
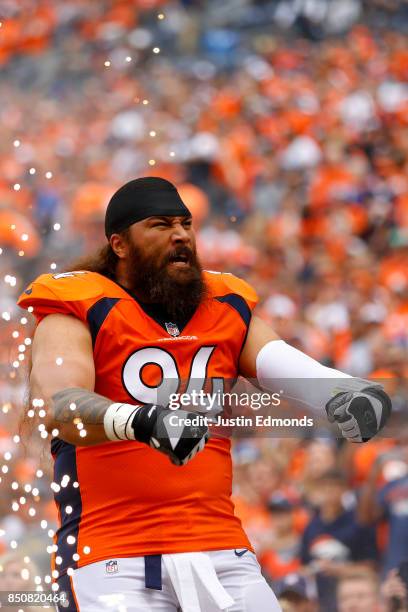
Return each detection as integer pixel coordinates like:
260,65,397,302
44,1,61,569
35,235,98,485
234,549,248,557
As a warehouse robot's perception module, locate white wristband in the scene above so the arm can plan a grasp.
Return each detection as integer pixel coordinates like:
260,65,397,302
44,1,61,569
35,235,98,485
103,403,140,441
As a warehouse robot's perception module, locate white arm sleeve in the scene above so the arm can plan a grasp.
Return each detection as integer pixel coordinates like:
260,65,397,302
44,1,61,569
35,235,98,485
255,340,363,411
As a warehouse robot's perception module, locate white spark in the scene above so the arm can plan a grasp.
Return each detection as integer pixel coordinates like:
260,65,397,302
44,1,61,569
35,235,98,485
53,223,61,231
13,183,21,191
61,475,70,487
45,171,53,179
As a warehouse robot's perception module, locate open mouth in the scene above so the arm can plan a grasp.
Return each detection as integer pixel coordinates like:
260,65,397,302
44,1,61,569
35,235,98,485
168,253,191,267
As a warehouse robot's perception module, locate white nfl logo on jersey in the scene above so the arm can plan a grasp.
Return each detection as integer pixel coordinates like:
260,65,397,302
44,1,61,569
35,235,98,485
165,322,180,337
105,560,118,574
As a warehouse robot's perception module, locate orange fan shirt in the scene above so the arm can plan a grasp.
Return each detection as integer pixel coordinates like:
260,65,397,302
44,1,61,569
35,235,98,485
18,270,258,575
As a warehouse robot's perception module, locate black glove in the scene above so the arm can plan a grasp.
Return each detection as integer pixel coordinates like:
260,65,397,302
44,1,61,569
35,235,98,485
131,404,209,465
325,380,392,443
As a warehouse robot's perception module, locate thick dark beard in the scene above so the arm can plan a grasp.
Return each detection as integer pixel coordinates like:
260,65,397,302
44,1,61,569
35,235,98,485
124,243,206,322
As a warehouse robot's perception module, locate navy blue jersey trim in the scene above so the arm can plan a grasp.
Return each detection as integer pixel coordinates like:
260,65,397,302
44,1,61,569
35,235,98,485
56,571,79,611
87,297,120,346
215,293,251,327
52,440,83,575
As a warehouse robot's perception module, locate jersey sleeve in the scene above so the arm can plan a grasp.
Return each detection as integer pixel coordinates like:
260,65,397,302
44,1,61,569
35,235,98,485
204,271,259,311
221,273,259,311
17,271,105,324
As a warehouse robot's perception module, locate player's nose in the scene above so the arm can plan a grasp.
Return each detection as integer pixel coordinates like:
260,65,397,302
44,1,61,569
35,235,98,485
171,223,191,244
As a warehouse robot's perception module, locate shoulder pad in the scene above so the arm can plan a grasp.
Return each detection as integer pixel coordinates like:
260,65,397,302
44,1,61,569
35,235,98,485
203,270,258,310
17,271,124,322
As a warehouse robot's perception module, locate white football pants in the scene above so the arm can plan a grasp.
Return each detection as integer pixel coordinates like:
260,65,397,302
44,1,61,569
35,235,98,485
57,549,281,612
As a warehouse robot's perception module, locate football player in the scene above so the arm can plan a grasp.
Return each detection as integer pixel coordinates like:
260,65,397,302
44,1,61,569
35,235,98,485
18,177,391,611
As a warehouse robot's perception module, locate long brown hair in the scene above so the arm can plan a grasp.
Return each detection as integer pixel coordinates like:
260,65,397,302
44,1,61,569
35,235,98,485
65,229,130,276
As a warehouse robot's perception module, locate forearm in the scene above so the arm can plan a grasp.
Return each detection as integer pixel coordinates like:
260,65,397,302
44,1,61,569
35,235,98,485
48,387,138,446
49,387,209,465
256,340,358,411
30,379,113,446
52,422,109,447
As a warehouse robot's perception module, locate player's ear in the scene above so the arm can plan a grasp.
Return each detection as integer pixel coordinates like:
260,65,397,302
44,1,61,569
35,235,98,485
110,233,129,259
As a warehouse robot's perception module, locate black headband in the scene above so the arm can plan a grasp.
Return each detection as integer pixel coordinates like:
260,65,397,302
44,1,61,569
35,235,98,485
105,177,191,238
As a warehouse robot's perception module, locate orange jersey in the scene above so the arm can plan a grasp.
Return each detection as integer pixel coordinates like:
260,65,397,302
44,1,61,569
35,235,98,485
18,270,258,574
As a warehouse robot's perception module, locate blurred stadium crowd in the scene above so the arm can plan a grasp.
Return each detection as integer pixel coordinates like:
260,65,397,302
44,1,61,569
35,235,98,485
0,0,408,610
